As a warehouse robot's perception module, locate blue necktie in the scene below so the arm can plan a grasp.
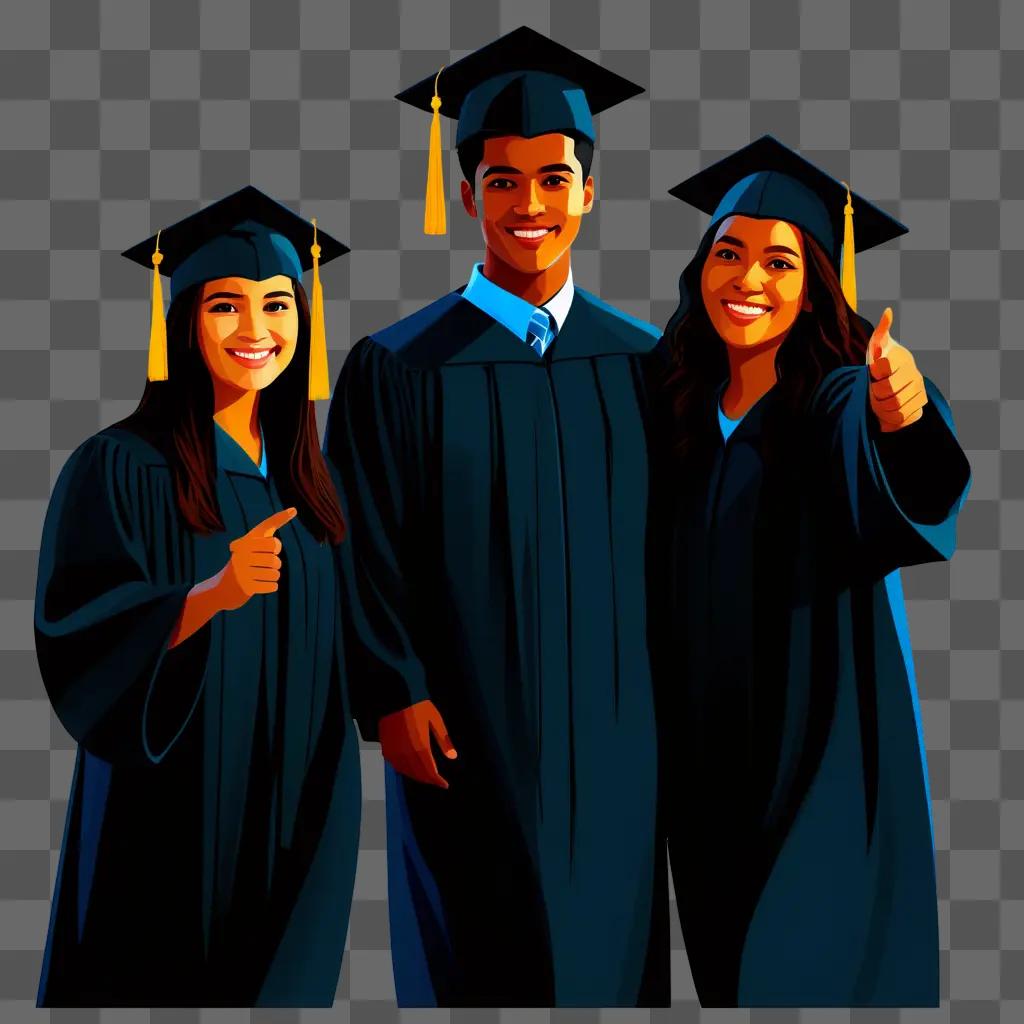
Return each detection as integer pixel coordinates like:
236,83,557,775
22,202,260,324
526,308,556,357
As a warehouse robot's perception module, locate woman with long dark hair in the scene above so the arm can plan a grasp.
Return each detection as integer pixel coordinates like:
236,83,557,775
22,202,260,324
34,188,361,1007
650,138,971,1008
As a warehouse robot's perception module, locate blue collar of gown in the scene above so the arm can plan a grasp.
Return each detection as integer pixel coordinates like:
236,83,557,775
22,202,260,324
214,421,268,478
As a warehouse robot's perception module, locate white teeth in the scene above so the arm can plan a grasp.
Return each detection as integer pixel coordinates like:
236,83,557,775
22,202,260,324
726,302,771,316
229,349,274,361
512,228,550,238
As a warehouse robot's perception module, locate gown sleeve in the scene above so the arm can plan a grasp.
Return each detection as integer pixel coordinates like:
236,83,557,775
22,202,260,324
34,433,210,764
324,338,432,741
809,366,972,578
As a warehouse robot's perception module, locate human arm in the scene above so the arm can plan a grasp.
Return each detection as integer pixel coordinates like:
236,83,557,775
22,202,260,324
811,313,971,576
325,339,456,785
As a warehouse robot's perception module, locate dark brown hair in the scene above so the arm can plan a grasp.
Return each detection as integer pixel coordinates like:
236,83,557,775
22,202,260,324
119,279,346,544
661,229,873,461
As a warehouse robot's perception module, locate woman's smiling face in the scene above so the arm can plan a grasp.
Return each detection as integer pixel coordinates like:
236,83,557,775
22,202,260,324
196,275,299,393
700,215,810,351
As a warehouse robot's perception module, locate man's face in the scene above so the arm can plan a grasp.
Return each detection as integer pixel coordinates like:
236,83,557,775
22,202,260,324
460,133,594,275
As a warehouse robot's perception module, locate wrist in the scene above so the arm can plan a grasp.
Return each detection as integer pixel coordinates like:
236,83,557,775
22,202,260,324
191,569,229,615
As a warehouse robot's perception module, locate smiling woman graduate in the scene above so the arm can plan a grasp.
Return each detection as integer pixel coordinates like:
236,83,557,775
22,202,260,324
648,137,972,1008
34,188,361,1007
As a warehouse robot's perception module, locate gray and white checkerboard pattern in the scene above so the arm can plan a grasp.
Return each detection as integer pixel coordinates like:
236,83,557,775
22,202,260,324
0,0,1014,1021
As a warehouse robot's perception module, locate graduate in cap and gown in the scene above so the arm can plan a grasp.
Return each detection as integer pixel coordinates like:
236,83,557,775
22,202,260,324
648,136,971,1007
35,187,362,1007
325,26,669,1008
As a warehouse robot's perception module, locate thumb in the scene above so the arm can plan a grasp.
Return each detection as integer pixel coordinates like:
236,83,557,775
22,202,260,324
250,506,298,538
867,306,893,365
430,714,458,759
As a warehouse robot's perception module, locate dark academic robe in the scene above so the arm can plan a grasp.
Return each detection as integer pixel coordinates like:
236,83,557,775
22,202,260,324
35,424,361,1008
654,366,971,1007
325,289,670,1007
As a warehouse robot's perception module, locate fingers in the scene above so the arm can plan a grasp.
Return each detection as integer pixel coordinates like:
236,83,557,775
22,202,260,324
872,386,924,415
248,554,282,571
249,506,298,539
429,712,458,760
869,362,917,402
230,536,283,555
876,391,929,431
389,748,449,789
250,582,278,595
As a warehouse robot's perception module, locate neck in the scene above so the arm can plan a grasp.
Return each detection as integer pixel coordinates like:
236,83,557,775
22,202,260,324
481,248,571,307
212,383,260,450
721,338,784,418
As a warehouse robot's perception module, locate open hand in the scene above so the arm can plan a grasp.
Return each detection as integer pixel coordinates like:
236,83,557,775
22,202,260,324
867,307,928,433
379,700,457,789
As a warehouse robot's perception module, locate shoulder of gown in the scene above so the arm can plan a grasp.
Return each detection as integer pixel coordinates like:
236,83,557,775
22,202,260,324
571,288,662,353
365,289,504,370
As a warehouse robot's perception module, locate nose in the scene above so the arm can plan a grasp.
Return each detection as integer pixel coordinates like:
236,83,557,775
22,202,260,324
513,179,546,217
735,260,770,293
236,305,269,343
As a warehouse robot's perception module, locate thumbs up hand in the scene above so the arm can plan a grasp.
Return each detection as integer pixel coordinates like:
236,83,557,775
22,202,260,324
214,507,297,611
867,307,928,433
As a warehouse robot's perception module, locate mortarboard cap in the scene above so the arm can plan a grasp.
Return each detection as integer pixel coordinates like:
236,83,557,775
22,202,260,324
396,26,644,234
668,135,908,310
121,186,349,399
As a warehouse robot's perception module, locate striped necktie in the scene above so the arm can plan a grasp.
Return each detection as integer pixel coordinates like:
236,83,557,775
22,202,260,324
526,308,557,357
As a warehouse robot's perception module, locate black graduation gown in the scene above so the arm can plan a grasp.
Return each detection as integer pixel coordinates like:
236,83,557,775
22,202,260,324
656,367,971,1007
325,288,670,1007
35,425,361,1007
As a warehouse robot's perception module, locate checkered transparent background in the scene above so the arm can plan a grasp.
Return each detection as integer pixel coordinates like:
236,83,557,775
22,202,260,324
0,0,1017,1021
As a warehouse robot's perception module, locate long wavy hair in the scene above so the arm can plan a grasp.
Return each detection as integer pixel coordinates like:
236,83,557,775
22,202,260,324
661,225,874,461
118,279,346,544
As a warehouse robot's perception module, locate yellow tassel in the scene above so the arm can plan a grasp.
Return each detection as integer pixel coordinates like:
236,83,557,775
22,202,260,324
308,218,330,401
839,181,857,312
424,66,447,235
147,229,168,381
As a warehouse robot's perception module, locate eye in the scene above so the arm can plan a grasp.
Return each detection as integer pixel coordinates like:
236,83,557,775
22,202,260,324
768,258,795,271
715,248,740,261
542,175,568,187
208,302,237,313
264,301,290,312
486,178,516,190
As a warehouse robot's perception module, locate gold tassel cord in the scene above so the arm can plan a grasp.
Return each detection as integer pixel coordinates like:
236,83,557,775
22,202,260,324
308,218,330,401
424,66,447,235
839,181,857,312
147,229,168,381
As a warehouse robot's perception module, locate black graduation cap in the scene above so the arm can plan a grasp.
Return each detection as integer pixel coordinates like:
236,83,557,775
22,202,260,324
121,186,349,398
396,26,644,233
122,185,349,302
668,136,908,310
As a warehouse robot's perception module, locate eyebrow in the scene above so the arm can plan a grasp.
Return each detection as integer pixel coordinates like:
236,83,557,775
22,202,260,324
482,165,522,178
538,163,575,174
202,290,295,302
714,236,802,259
764,245,801,258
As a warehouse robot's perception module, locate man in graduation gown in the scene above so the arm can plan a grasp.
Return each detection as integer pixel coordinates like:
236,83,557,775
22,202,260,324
326,27,669,1008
